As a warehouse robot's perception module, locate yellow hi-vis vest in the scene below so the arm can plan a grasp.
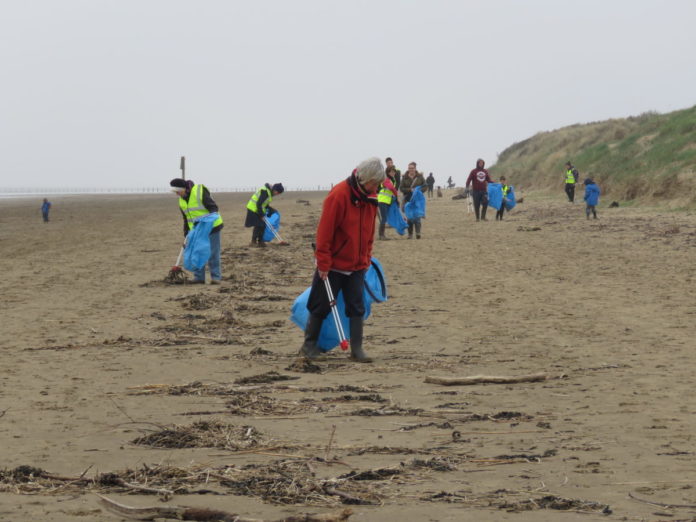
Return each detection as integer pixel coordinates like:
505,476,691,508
247,185,273,214
565,169,576,184
502,184,510,196
377,183,393,204
179,184,223,231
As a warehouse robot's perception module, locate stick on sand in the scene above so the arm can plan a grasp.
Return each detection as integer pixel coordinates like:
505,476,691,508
424,373,547,386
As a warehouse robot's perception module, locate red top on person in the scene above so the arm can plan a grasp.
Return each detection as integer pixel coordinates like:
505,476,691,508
315,171,379,274
466,158,494,191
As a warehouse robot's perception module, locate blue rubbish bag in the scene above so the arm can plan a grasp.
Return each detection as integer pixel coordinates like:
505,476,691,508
183,213,220,271
404,187,426,220
263,210,281,242
290,258,387,352
504,185,516,211
487,183,503,211
386,200,407,235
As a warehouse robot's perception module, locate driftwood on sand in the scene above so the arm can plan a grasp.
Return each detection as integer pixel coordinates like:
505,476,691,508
97,494,353,521
424,373,547,386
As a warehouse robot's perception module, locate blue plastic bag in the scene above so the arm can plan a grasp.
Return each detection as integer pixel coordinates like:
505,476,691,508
183,213,220,271
487,183,503,210
386,200,407,235
404,187,426,220
290,258,387,352
504,185,516,211
263,211,281,242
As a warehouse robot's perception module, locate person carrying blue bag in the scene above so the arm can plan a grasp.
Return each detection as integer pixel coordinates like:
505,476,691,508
400,162,426,238
404,184,427,239
496,176,511,221
245,183,284,247
298,157,385,363
377,167,400,240
170,178,224,285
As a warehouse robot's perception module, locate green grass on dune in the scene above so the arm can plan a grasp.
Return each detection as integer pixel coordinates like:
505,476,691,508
491,106,696,207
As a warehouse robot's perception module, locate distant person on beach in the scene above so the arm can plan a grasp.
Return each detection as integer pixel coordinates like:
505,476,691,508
583,178,601,219
496,176,510,221
466,158,494,221
245,183,284,247
385,157,401,190
564,161,579,202
400,162,426,238
170,178,224,284
426,172,435,198
300,157,384,363
41,198,51,222
377,166,399,240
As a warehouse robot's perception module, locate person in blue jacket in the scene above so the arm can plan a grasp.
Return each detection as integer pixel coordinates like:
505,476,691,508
41,198,51,222
583,178,600,219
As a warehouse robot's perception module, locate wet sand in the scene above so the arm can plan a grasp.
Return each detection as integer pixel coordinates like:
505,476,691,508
1,191,695,521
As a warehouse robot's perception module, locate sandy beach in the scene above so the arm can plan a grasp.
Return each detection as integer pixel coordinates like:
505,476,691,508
1,190,695,521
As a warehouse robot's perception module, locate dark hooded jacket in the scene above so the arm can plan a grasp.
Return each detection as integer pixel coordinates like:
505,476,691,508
466,159,493,192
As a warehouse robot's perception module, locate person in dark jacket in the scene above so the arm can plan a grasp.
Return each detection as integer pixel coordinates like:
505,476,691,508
400,162,426,238
245,183,284,247
465,158,495,221
300,157,384,363
170,178,224,284
583,178,601,219
41,198,51,222
426,173,435,198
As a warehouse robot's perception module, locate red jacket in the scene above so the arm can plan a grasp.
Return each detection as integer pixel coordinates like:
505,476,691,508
315,176,378,273
466,168,493,191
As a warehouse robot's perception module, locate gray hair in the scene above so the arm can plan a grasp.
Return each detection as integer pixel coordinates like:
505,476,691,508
355,157,385,185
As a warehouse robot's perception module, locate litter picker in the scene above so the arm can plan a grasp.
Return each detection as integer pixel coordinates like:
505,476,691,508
262,215,289,245
323,277,349,351
165,245,187,284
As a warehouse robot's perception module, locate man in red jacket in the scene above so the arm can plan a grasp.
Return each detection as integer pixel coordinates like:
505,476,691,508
300,157,385,363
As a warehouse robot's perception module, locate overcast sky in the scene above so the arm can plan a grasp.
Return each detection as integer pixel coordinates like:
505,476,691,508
2,0,695,191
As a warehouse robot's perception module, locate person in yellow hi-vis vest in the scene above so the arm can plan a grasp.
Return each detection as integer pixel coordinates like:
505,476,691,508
377,167,398,240
170,178,224,284
245,183,284,247
564,161,579,203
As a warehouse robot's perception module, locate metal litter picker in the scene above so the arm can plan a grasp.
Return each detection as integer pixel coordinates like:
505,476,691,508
165,245,187,284
262,216,289,245
323,278,349,351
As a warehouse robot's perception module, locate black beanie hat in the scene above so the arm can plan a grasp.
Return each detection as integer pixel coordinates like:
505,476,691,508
272,183,284,194
170,178,187,189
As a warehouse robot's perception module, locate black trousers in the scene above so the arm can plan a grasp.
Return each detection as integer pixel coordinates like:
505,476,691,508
307,269,365,319
472,190,488,220
251,223,265,243
565,184,575,202
378,202,389,223
496,204,505,220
